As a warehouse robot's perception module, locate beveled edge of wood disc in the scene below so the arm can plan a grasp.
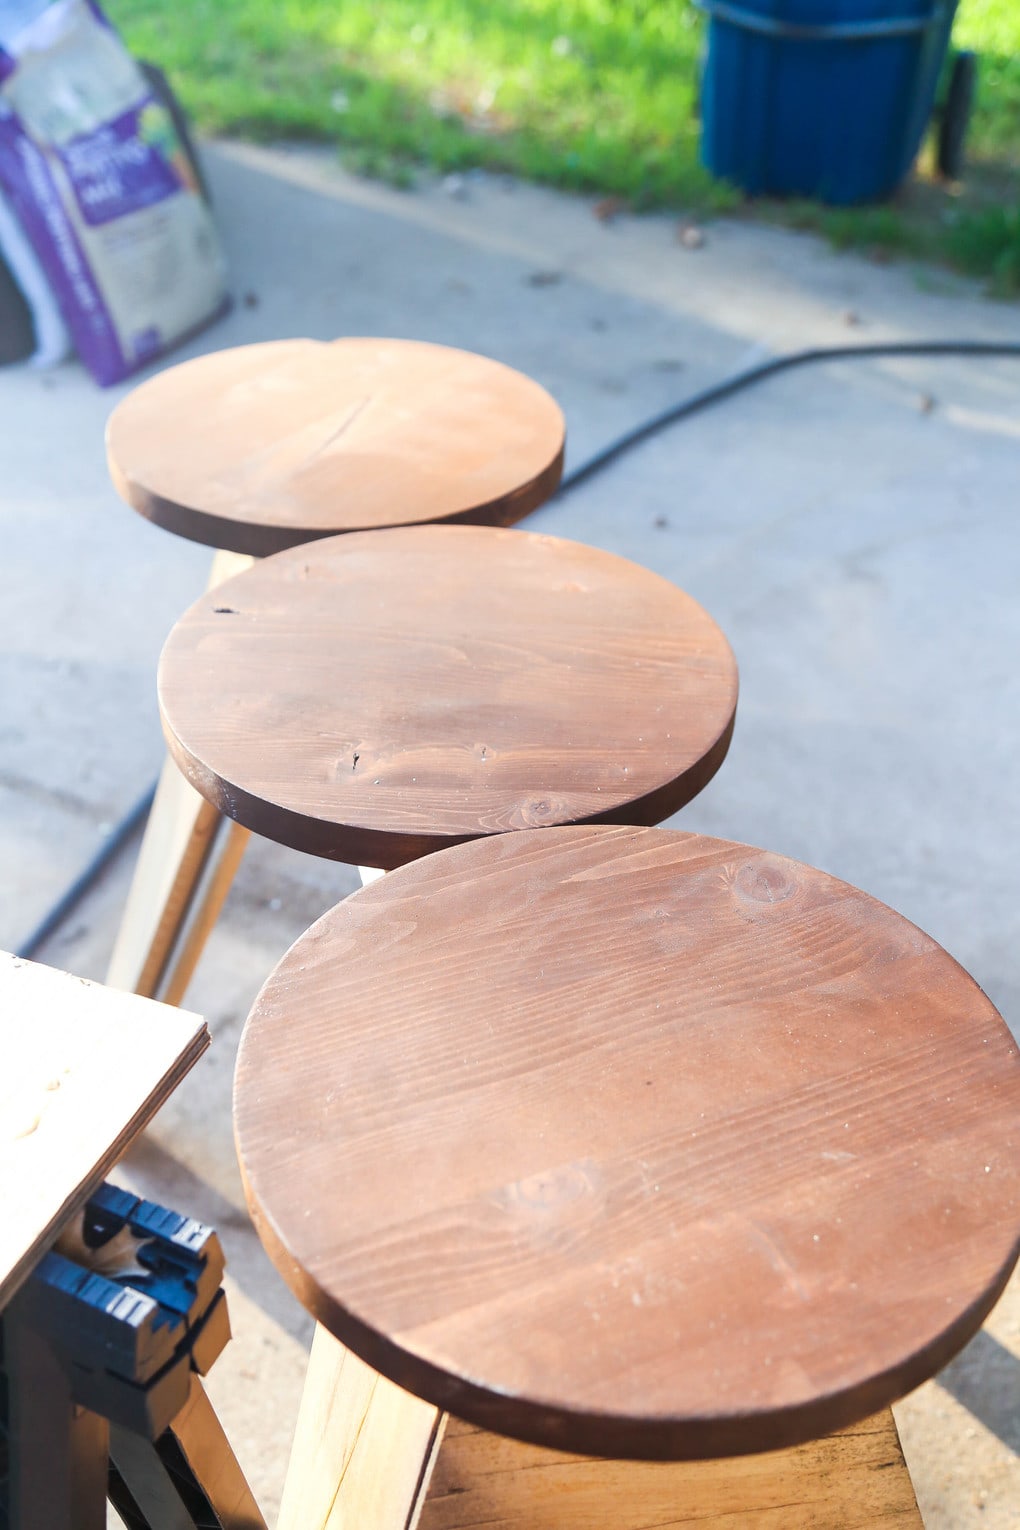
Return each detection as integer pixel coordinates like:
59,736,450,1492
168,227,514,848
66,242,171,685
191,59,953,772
156,526,739,869
237,1167,1019,1463
161,708,736,873
105,337,566,555
233,825,1020,1461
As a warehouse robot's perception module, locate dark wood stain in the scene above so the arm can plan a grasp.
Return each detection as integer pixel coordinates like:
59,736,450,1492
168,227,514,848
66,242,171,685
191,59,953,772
234,825,1020,1461
158,526,739,868
106,338,565,555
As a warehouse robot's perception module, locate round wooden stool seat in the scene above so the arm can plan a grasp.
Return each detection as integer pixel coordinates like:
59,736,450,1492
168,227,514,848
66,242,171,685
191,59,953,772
106,338,565,556
235,826,1020,1462
157,526,739,869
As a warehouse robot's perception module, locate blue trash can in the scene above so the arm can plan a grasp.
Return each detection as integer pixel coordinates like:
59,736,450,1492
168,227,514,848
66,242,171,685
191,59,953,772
698,0,959,204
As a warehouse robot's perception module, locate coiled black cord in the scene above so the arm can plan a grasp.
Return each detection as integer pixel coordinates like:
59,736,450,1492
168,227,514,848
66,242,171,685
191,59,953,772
556,338,1020,498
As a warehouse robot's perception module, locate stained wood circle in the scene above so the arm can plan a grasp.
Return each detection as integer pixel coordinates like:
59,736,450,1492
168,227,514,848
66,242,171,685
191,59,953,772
158,526,738,869
234,826,1020,1461
106,338,566,555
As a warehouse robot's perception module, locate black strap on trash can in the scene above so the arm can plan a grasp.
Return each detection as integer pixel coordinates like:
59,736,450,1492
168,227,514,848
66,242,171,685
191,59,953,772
693,0,938,42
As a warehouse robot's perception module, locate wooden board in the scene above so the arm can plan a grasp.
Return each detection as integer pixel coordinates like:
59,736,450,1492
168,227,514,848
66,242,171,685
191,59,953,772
159,526,738,868
0,951,208,1307
107,547,253,1002
420,1409,923,1528
106,338,565,555
105,755,240,999
278,1325,443,1530
234,825,1020,1461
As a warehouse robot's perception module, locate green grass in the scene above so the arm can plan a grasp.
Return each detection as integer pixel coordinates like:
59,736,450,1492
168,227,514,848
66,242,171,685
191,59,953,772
107,0,1020,289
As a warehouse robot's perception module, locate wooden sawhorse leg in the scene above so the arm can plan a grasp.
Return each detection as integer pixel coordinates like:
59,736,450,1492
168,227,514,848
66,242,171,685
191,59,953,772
2,1307,264,1530
106,551,253,1005
108,1374,265,1530
4,1184,266,1530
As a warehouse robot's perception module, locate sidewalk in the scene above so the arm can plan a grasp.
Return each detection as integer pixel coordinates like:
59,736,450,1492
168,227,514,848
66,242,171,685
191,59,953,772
1,140,1017,1526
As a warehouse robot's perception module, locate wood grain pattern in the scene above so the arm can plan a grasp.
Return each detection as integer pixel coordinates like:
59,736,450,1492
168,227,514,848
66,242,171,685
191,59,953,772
0,951,208,1307
106,338,565,555
278,1325,443,1530
159,526,738,869
234,826,1020,1460
419,1409,922,1528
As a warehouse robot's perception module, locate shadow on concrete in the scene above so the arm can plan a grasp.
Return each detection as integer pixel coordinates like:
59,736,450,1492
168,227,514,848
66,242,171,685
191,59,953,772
938,1329,1020,1455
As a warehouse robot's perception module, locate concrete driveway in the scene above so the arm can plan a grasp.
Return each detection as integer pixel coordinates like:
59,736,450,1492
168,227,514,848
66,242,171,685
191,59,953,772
1,141,1017,1526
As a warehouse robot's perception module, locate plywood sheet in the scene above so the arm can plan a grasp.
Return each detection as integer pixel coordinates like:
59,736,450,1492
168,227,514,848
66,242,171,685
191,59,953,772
0,951,208,1306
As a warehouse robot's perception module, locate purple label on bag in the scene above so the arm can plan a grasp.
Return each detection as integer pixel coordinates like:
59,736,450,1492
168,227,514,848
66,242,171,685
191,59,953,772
56,98,181,226
0,104,124,382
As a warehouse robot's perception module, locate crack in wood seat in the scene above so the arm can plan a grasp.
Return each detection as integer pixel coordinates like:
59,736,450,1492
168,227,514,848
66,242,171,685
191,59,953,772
157,526,739,870
106,337,566,556
235,825,1020,1465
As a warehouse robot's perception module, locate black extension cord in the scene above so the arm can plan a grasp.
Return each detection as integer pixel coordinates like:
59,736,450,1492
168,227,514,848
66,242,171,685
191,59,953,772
16,335,1020,961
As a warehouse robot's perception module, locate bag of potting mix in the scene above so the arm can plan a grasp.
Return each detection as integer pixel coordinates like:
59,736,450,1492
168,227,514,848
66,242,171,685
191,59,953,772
0,0,227,384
